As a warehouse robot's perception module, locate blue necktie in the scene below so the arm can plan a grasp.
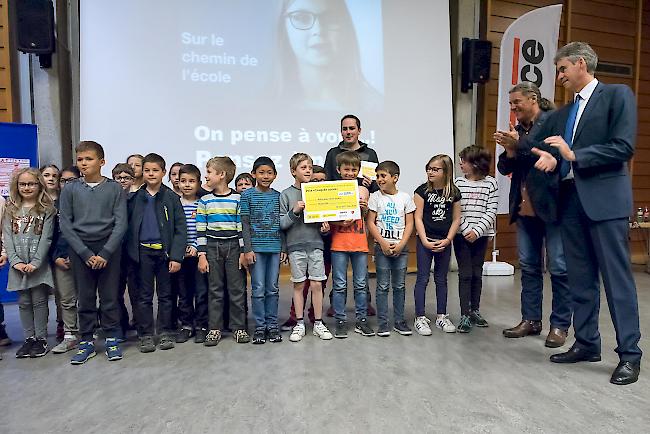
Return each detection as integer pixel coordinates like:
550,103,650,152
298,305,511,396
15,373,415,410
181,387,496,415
560,95,582,178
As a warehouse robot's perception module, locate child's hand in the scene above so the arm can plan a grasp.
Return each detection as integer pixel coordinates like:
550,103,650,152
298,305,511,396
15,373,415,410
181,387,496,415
92,256,108,270
86,256,97,268
186,246,198,257
464,230,479,243
23,264,37,273
238,253,247,270
320,221,330,233
432,239,450,252
422,239,436,251
359,199,368,211
198,254,209,273
380,241,394,256
0,254,7,267
341,219,354,227
245,251,256,266
55,257,70,270
392,242,404,256
169,261,181,273
293,201,305,213
280,252,288,264
13,263,26,273
361,175,372,188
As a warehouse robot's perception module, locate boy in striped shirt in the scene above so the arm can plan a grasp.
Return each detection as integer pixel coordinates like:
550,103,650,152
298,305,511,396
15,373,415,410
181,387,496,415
174,164,209,344
197,157,250,345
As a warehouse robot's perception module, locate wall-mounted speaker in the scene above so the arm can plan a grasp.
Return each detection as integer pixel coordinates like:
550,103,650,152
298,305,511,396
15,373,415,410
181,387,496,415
14,0,55,55
461,38,492,92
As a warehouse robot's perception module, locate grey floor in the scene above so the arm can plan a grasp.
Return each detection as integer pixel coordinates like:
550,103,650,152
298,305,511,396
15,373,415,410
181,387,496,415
0,270,649,434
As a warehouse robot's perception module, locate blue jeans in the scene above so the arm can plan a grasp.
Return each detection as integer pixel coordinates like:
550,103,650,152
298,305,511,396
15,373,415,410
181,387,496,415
331,251,368,322
374,245,408,327
249,252,280,331
517,216,572,329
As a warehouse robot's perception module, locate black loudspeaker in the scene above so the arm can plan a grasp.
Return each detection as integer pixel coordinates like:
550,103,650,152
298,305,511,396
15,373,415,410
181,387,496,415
461,38,492,92
14,0,55,54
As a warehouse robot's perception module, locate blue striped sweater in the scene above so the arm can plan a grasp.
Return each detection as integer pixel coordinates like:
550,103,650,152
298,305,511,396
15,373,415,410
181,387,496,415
196,189,242,253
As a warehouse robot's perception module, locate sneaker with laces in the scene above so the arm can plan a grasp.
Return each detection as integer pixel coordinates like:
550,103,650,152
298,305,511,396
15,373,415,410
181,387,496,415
16,337,35,358
377,324,391,337
70,341,96,364
139,336,156,353
268,328,283,343
29,337,49,358
469,310,489,327
354,319,375,337
312,322,333,340
234,329,250,343
457,315,472,333
194,328,207,344
281,318,297,332
289,323,306,342
176,327,194,343
252,329,266,344
435,314,456,333
159,334,175,350
52,336,78,354
105,338,123,361
204,329,221,347
334,320,348,339
414,316,432,336
393,321,413,336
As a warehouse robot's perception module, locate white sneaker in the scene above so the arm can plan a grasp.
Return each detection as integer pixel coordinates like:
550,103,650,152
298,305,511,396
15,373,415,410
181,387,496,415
414,316,432,336
52,336,79,354
435,315,456,333
312,322,333,340
289,323,306,342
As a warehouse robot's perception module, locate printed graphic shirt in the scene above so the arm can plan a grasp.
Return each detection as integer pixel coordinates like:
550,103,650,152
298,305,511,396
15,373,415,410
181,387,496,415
368,190,416,243
414,183,461,240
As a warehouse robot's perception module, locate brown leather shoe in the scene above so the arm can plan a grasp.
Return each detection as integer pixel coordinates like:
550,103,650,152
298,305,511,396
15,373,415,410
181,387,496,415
502,320,542,338
545,327,568,348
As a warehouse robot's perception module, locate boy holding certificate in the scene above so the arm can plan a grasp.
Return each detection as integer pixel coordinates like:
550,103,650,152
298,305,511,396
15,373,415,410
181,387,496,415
330,151,374,339
366,161,416,337
280,153,333,342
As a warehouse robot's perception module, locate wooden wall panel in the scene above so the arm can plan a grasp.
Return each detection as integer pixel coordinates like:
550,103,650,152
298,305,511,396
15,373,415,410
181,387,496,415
0,0,13,123
484,0,648,264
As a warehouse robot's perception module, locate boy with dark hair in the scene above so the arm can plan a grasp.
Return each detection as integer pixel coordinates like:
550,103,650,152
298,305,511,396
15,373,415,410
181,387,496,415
112,163,135,191
126,153,187,352
367,160,416,337
197,157,249,345
59,141,128,364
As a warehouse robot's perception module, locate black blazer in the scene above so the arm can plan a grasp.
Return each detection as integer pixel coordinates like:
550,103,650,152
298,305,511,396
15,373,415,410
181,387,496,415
497,110,561,224
126,184,187,263
540,82,636,221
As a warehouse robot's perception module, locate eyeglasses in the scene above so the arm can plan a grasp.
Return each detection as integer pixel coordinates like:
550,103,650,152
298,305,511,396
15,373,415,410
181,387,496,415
115,176,134,182
286,10,341,31
60,177,77,184
18,182,39,188
426,167,444,173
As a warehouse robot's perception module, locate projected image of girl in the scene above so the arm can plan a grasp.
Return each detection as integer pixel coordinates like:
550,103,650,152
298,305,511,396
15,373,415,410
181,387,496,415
276,0,383,111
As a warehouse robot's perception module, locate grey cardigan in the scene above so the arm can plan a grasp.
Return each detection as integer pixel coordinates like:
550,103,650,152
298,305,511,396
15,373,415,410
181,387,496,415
2,207,55,291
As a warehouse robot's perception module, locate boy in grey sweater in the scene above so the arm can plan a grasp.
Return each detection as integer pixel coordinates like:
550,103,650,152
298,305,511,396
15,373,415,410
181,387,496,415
59,141,128,364
280,153,332,342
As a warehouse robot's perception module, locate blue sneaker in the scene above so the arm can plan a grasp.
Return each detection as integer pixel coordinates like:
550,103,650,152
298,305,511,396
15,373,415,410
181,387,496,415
105,338,123,361
70,341,96,365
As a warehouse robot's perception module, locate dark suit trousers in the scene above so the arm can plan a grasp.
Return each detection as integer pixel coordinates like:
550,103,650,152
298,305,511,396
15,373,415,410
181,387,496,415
559,181,641,362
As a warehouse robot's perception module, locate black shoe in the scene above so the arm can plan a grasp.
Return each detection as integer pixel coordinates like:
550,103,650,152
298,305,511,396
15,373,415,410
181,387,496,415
0,325,11,346
610,361,640,385
139,336,156,353
393,321,412,336
16,337,36,358
354,319,375,337
176,328,194,343
194,328,207,344
267,328,282,343
204,330,221,347
469,311,489,327
159,334,175,350
334,320,348,339
550,346,601,364
29,337,49,358
252,329,266,345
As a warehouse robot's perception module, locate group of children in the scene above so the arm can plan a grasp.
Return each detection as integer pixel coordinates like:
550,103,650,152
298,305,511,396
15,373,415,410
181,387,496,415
0,139,498,364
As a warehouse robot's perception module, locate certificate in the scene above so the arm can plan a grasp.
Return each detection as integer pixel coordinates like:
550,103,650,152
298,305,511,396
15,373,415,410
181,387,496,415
301,180,361,223
358,161,378,180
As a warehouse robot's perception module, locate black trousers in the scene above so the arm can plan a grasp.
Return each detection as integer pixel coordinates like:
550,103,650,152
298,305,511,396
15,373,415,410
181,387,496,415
117,252,140,333
135,247,174,337
176,256,209,330
69,238,122,341
206,239,246,331
453,235,489,316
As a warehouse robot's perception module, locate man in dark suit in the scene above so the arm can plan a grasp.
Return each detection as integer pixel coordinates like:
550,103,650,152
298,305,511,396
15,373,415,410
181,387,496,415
533,42,641,385
495,82,572,348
